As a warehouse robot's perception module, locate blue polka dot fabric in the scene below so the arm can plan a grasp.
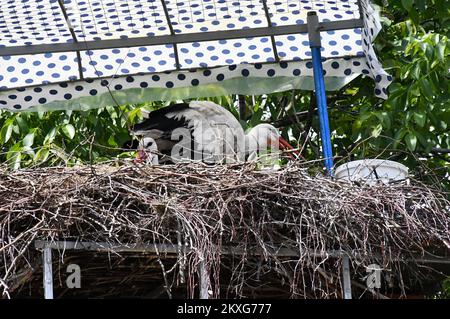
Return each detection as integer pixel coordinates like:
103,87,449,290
0,0,392,111
82,45,177,77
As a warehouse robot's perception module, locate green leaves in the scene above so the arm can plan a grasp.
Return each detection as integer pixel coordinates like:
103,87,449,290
0,103,143,168
0,119,13,144
34,147,50,163
375,111,392,130
419,78,434,100
436,41,446,62
405,132,417,151
6,142,22,170
413,112,426,127
371,123,383,138
332,0,449,190
62,124,75,140
15,116,28,133
401,0,413,12
43,127,57,145
22,132,35,147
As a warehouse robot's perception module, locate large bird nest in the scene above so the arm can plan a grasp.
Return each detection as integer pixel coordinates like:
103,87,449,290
0,161,449,299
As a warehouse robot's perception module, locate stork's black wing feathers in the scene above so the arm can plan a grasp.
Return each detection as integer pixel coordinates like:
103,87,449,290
130,103,191,134
129,102,196,155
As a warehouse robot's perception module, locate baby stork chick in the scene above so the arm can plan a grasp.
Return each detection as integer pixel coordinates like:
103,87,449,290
134,137,159,165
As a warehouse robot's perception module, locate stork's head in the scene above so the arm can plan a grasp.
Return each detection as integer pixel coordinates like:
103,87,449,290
246,124,301,160
134,137,159,165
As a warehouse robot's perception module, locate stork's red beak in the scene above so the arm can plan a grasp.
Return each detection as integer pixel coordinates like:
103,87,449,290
278,136,303,160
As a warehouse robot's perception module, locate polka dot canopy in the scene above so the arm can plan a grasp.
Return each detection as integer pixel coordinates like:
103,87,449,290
0,0,392,111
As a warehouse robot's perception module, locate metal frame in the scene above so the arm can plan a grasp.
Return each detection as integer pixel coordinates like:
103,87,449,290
57,0,84,80
307,12,335,174
159,0,181,70
42,246,54,299
261,0,280,63
34,240,450,299
0,19,363,57
35,240,450,263
342,255,352,299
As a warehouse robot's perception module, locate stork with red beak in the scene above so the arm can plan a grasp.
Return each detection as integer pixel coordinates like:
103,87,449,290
131,101,300,164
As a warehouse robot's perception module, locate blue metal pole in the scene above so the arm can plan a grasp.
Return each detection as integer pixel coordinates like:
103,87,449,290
307,12,334,175
311,48,334,174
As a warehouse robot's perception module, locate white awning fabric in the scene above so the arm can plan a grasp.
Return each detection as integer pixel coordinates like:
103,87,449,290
0,0,392,112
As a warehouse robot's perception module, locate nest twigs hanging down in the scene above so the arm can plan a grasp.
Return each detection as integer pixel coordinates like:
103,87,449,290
0,161,449,298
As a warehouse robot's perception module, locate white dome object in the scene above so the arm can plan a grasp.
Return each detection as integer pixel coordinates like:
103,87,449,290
335,159,409,185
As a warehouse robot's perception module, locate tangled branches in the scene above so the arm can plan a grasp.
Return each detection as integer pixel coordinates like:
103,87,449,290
0,162,449,298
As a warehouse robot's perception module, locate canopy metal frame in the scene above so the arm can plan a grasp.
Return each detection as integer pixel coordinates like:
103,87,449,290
0,19,363,57
56,0,85,80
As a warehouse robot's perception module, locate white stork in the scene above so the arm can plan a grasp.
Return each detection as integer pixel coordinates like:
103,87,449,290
131,101,300,164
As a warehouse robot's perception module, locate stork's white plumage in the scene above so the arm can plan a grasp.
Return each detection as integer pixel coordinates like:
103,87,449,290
130,101,299,163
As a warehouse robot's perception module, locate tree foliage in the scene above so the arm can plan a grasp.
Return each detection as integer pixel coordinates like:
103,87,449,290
326,0,449,187
0,0,448,188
